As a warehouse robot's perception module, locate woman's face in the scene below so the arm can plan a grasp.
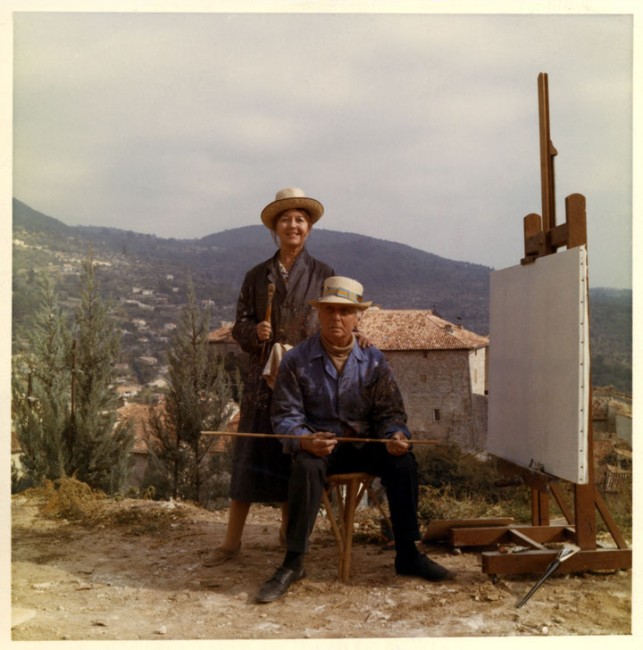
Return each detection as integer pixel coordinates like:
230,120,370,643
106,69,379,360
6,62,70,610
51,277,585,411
274,209,311,249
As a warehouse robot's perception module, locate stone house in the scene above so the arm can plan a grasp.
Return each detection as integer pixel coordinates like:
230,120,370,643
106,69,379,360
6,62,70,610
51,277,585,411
358,309,489,450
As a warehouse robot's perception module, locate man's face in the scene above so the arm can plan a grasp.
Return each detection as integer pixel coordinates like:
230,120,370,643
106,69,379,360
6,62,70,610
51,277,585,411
317,303,359,347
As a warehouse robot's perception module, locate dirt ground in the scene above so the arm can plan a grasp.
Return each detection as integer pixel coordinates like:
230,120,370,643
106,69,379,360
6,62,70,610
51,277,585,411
10,491,632,641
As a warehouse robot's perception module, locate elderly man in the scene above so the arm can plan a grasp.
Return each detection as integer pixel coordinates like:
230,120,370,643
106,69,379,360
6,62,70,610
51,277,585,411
255,276,454,604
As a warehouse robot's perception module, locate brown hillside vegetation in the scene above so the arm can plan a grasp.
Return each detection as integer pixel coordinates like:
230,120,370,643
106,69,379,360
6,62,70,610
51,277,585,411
10,479,631,641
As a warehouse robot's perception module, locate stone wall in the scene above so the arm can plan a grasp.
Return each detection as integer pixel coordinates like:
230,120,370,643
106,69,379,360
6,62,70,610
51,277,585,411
384,348,488,451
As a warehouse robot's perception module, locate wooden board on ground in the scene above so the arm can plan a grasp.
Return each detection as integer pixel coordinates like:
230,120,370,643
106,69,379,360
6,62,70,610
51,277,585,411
423,518,514,542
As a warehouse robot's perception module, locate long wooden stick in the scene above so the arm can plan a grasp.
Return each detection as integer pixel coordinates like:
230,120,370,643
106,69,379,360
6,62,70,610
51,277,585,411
202,430,439,445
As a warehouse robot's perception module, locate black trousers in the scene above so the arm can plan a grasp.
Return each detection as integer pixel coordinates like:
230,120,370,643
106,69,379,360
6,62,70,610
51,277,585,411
285,442,421,554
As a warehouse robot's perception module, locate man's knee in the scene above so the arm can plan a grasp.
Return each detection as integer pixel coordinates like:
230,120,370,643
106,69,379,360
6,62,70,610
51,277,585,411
291,452,326,484
382,451,418,483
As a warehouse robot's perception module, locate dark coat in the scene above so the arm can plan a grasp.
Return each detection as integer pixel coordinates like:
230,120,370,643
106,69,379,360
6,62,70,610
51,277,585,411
228,248,334,502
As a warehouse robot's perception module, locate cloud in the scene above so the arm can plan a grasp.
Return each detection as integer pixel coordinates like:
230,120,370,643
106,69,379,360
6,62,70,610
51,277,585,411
10,10,634,288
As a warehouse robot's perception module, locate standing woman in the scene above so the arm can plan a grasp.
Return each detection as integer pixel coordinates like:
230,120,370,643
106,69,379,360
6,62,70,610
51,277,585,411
206,187,334,566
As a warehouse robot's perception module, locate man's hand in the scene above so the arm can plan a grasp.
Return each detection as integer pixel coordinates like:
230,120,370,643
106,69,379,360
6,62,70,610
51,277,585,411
300,431,337,457
385,431,410,456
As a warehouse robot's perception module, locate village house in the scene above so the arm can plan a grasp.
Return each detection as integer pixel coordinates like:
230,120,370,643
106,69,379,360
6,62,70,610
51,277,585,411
358,309,489,450
207,323,238,357
116,399,239,490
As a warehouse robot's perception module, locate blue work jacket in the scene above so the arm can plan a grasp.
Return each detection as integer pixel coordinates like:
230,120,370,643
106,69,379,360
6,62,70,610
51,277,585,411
271,333,411,454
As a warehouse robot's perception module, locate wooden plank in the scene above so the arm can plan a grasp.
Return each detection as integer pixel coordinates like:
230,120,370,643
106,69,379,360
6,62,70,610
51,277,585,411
423,518,514,542
532,488,550,525
450,524,570,548
550,482,574,524
538,72,558,237
575,403,597,549
523,232,547,258
482,548,631,576
450,527,512,547
511,525,572,544
524,212,542,239
565,193,587,249
549,223,568,249
522,213,545,263
509,529,547,550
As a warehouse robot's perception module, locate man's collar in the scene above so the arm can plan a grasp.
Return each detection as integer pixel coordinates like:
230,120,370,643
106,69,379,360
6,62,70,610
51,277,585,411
311,333,364,360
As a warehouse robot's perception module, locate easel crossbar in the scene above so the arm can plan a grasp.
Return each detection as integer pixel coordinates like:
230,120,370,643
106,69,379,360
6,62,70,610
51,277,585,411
482,548,632,576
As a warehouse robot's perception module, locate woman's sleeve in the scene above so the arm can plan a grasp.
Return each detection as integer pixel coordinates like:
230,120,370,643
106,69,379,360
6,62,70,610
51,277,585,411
231,272,262,355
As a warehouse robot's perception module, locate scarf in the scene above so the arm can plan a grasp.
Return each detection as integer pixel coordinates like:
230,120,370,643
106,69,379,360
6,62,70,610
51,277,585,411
320,333,355,374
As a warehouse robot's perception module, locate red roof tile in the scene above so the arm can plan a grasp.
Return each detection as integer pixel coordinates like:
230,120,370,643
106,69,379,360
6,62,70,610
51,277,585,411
359,309,488,351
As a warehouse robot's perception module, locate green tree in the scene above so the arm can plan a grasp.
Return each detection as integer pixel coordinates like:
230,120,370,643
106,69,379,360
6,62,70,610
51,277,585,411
146,279,235,503
13,275,72,487
67,255,135,494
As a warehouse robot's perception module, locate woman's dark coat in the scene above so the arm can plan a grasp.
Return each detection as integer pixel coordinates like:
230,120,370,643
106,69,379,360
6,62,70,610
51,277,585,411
229,248,333,502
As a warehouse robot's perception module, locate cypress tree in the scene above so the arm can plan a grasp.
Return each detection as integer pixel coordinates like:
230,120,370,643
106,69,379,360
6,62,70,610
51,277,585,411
154,278,235,503
67,255,134,494
13,275,72,486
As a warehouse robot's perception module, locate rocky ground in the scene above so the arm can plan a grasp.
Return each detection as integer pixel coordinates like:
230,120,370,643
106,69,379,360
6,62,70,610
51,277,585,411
10,486,632,641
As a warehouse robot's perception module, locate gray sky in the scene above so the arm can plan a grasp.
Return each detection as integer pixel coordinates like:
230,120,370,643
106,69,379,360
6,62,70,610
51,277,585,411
6,2,638,289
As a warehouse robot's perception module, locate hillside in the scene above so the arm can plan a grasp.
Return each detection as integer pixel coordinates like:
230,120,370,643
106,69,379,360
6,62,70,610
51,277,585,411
12,199,491,332
11,198,632,393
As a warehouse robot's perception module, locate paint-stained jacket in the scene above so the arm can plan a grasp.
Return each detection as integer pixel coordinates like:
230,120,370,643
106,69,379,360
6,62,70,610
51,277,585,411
271,333,411,454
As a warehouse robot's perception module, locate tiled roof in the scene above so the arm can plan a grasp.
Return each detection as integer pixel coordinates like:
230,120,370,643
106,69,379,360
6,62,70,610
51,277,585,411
359,309,488,351
208,310,487,351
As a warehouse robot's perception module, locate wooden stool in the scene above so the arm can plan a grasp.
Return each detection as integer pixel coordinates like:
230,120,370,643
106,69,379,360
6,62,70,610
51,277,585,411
321,472,392,582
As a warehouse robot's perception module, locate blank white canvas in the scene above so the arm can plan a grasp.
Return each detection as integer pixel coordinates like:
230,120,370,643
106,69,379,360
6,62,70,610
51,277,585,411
487,246,590,484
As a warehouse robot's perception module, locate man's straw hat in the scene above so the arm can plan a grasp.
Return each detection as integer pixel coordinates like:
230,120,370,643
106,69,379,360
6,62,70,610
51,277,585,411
310,276,372,310
261,187,324,230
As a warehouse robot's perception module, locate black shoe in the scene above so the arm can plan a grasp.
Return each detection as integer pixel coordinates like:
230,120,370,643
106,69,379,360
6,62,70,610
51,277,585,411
395,553,455,582
255,565,306,603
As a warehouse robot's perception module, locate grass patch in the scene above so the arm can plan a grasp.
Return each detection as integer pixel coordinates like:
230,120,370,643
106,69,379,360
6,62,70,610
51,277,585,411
20,476,189,533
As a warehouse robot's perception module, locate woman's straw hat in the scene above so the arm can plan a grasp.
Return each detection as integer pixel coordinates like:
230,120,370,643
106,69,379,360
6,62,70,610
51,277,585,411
261,187,324,230
310,276,372,310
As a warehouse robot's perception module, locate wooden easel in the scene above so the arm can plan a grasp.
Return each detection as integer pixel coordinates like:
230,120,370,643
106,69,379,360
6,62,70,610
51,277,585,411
435,74,631,576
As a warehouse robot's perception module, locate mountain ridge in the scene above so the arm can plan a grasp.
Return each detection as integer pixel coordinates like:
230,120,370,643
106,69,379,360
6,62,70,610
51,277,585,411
12,197,493,333
12,198,632,393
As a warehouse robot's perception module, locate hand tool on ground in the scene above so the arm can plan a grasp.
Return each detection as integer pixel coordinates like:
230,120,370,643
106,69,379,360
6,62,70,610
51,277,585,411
516,544,580,608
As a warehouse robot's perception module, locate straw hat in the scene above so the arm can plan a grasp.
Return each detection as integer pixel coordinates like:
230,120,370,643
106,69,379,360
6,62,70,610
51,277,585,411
310,276,372,310
261,187,324,230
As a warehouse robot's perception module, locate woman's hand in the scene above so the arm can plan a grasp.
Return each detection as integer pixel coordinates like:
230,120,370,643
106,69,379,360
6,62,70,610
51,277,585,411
355,330,372,348
300,431,337,457
385,432,410,456
256,320,272,342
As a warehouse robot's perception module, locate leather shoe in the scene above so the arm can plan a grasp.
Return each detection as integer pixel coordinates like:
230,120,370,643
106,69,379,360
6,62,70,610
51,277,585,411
395,553,455,582
256,565,306,603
